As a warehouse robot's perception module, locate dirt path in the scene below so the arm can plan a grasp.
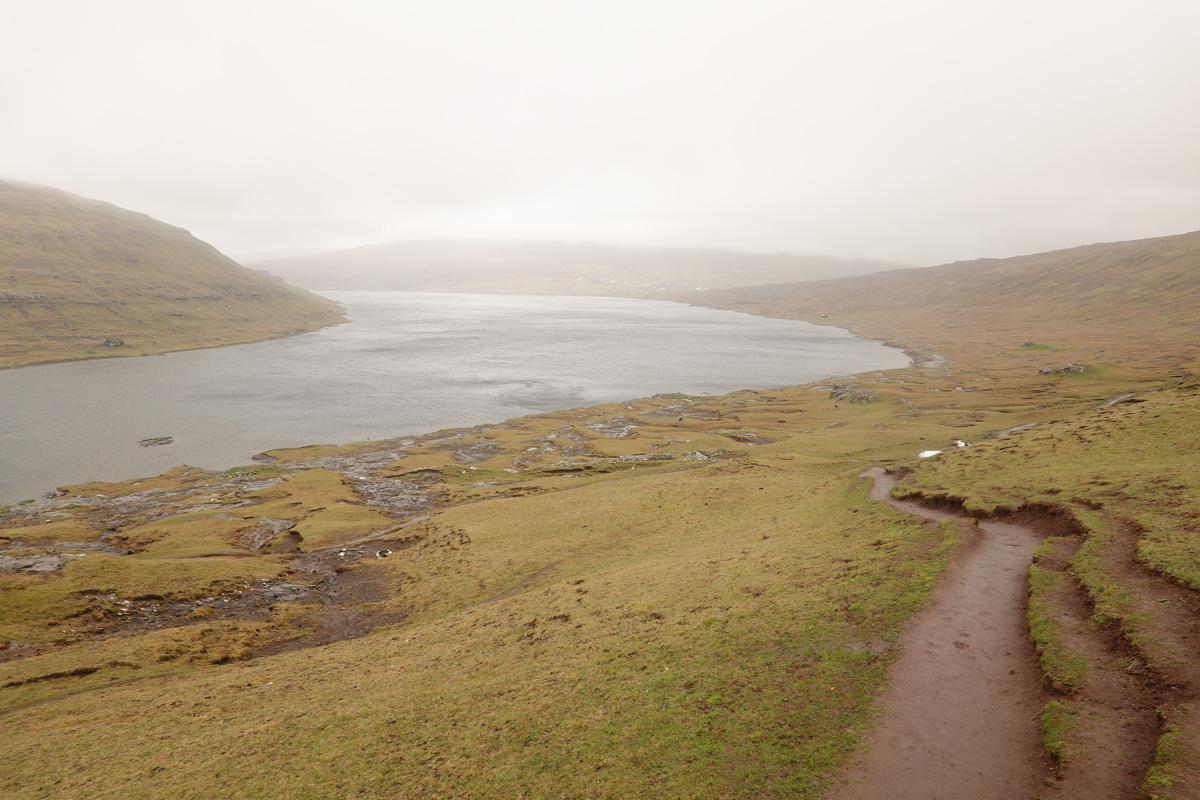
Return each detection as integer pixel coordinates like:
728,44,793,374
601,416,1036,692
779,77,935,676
828,467,1051,799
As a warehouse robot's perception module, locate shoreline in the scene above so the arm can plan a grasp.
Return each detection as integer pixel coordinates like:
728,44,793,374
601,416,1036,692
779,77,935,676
0,291,910,505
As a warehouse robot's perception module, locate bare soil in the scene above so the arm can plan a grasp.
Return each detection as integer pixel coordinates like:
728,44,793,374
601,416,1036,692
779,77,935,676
0,542,413,666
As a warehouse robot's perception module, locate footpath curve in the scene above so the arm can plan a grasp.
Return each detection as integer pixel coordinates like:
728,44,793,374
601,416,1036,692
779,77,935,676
829,466,1051,799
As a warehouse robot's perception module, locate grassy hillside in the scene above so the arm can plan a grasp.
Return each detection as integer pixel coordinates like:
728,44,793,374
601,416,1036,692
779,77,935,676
0,181,345,368
2,230,1200,797
249,239,902,297
681,229,1200,372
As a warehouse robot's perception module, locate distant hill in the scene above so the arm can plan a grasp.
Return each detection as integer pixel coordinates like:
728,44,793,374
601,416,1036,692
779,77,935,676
0,181,344,368
248,239,903,297
681,230,1200,370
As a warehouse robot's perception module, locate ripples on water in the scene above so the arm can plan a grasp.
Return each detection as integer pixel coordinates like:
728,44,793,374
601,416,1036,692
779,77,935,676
0,292,909,502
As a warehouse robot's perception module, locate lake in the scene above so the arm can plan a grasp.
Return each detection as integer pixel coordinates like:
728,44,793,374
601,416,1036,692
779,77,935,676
0,292,909,503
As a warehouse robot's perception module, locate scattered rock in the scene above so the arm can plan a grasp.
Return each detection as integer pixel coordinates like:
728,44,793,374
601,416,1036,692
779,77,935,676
256,582,310,603
829,383,878,403
138,437,174,447
1039,363,1087,375
640,405,719,421
238,518,295,552
0,553,82,574
583,418,639,438
719,430,774,445
432,440,501,464
996,422,1039,438
1098,393,1139,407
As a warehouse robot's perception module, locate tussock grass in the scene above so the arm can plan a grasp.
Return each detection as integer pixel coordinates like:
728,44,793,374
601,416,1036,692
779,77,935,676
1143,706,1199,799
1,345,1189,796
1038,699,1082,766
1028,542,1089,692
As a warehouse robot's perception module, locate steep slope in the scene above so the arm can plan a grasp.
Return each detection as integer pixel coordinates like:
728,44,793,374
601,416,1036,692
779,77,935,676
0,181,344,368
682,230,1200,371
249,238,901,297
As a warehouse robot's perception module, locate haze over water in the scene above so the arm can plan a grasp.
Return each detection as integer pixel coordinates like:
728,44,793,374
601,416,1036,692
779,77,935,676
0,292,909,503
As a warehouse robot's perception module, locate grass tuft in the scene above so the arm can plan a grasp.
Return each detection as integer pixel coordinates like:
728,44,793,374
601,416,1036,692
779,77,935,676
1038,699,1081,765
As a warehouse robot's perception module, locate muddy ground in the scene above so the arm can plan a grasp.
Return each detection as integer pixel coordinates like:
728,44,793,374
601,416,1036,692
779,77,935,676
829,468,1200,800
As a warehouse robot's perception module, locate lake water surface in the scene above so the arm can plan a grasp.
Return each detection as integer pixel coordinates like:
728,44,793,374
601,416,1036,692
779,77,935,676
0,292,908,502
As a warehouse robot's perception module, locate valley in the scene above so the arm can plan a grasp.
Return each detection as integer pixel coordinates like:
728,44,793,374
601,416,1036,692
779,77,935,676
2,225,1200,798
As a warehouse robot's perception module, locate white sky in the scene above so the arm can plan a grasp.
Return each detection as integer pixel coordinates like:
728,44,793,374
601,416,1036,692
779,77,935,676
2,0,1198,265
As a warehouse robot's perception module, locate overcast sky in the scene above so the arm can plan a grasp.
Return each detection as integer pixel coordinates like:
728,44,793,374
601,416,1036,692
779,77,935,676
2,0,1198,265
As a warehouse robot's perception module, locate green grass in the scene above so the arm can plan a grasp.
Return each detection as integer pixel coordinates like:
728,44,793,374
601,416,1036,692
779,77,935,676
1038,699,1081,765
0,420,958,799
900,382,1200,591
1028,543,1089,692
1065,512,1145,636
0,519,98,544
1143,709,1196,799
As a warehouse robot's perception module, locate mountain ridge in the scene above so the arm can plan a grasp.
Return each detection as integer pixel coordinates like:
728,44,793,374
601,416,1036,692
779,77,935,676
250,237,905,297
678,228,1200,370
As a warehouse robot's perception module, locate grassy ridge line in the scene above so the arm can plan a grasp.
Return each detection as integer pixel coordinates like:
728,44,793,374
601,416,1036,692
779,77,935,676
0,180,344,368
677,228,1200,372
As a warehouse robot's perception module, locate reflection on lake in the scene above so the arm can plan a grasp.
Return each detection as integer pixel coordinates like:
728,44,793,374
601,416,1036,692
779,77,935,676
0,292,909,502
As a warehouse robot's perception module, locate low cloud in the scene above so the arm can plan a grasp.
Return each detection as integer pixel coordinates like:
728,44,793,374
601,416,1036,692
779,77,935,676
2,0,1197,265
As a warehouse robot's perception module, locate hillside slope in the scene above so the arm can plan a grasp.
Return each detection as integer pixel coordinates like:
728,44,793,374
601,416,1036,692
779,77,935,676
5,229,1200,797
0,181,345,368
681,230,1200,371
250,238,901,297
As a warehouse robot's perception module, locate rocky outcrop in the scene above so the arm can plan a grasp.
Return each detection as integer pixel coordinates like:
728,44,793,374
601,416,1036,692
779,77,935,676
830,383,879,403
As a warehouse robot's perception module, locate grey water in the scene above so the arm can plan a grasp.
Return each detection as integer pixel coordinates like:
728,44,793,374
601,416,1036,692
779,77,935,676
0,292,909,503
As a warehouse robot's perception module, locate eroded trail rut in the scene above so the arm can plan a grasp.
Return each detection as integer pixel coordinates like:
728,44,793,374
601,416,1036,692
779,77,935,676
830,467,1051,799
